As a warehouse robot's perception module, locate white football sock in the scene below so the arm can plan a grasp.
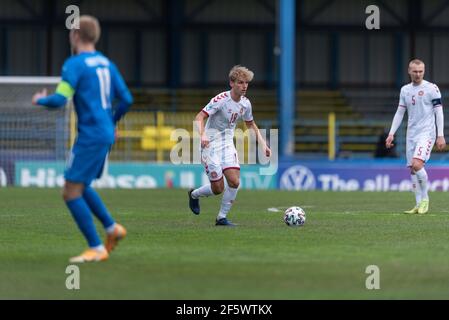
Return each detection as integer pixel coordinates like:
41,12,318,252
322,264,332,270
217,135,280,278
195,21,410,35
91,244,106,252
106,223,116,234
217,187,238,219
415,168,429,200
410,174,422,206
192,184,213,199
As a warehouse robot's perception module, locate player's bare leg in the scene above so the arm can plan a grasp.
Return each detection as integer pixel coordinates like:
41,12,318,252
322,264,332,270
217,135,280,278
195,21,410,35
216,169,240,226
211,178,225,195
62,181,85,202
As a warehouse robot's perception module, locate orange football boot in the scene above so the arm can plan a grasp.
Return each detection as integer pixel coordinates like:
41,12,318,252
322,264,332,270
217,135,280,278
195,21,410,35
105,223,127,253
69,248,109,263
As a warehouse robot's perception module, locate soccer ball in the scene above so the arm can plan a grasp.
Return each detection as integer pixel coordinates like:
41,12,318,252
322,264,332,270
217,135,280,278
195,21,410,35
284,206,306,227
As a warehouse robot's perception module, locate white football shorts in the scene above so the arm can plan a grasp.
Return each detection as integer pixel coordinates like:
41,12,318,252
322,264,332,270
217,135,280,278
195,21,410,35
406,136,435,167
200,143,240,182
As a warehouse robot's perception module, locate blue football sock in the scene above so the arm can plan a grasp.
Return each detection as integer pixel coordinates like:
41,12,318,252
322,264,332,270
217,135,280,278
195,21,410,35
66,197,102,248
83,186,115,229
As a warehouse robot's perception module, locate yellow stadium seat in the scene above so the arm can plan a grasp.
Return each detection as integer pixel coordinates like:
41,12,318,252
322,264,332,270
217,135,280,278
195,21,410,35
159,126,177,150
141,126,157,150
141,126,177,150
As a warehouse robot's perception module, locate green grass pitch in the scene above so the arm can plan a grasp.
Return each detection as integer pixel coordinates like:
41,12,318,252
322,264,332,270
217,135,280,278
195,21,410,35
1,187,449,299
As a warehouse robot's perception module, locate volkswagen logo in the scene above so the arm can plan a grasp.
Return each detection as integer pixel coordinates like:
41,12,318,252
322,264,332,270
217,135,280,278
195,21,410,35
280,165,316,190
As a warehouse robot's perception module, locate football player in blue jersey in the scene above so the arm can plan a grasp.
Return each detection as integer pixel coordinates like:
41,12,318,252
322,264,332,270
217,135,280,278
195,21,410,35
32,15,133,263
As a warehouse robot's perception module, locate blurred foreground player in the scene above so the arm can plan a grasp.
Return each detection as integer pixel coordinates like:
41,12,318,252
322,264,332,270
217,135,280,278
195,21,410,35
32,16,133,262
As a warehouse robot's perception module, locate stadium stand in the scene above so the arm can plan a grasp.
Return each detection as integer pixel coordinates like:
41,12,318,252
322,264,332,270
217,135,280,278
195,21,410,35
125,88,388,158
0,83,423,162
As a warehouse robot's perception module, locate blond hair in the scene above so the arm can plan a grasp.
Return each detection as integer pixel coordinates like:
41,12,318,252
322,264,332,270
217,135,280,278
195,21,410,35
75,15,101,44
229,65,254,82
409,59,425,67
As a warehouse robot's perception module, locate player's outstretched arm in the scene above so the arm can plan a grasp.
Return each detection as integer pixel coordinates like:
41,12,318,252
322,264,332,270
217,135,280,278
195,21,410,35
32,87,67,108
245,120,271,157
32,79,77,108
386,106,406,148
32,88,47,105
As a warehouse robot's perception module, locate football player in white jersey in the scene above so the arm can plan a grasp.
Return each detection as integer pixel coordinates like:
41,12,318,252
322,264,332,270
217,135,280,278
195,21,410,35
188,65,271,226
386,59,446,214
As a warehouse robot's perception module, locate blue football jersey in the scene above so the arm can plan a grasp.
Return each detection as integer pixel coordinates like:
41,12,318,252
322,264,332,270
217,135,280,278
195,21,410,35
61,51,131,146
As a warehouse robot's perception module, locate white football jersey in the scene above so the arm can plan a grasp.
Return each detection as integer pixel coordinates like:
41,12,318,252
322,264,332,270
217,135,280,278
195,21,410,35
201,91,253,145
399,80,442,139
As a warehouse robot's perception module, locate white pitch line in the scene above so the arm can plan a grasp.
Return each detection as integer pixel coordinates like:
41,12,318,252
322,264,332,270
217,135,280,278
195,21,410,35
267,205,315,213
322,212,438,217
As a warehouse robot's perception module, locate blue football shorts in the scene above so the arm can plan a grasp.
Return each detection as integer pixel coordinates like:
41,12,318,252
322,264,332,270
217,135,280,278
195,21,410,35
64,142,111,185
